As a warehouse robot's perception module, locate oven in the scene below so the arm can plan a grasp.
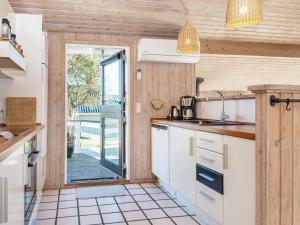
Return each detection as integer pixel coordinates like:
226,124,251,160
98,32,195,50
24,135,40,225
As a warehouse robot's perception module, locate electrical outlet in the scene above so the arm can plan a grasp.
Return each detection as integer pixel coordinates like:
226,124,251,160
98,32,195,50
137,69,142,81
136,103,141,113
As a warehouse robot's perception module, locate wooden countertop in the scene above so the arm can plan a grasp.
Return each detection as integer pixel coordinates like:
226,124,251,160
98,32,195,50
0,124,44,162
152,119,256,140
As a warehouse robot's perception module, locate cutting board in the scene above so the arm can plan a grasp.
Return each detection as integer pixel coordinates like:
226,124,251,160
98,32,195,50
6,97,36,126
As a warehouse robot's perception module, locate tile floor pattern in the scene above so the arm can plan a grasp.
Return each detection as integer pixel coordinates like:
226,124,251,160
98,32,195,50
37,183,202,225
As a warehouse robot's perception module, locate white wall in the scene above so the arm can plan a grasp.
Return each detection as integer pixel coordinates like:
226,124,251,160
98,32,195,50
196,99,255,123
0,0,15,34
0,14,44,123
196,55,300,91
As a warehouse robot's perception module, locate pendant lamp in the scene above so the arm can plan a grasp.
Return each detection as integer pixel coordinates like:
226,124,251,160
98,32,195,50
226,0,262,28
177,0,200,54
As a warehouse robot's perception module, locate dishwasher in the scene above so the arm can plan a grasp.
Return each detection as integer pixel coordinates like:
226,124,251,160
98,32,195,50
151,123,169,184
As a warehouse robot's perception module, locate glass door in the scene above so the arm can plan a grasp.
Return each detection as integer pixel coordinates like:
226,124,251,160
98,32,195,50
100,50,126,177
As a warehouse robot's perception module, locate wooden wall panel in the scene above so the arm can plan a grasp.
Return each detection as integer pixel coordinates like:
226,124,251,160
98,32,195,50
46,32,195,188
250,85,300,225
293,94,300,225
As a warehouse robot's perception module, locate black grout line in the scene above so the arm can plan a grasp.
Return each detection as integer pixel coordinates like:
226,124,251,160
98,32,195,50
112,196,129,225
39,183,202,225
139,184,179,225
54,189,60,225
152,183,201,224
76,198,81,225
95,197,105,225
123,185,154,225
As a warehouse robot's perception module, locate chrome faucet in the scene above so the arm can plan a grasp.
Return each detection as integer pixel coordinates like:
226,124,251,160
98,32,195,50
216,91,230,122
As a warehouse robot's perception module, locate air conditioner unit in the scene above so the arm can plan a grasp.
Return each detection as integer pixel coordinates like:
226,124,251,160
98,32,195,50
138,38,200,64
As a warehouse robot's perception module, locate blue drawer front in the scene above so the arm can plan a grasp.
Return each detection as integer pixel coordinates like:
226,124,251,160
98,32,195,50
196,164,223,195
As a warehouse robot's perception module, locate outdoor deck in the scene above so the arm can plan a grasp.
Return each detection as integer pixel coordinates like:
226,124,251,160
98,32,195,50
67,153,119,183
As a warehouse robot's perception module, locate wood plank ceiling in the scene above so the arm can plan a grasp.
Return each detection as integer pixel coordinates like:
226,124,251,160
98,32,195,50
8,0,300,44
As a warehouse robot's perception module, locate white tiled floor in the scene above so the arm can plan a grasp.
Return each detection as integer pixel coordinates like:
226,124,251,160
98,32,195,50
37,183,202,225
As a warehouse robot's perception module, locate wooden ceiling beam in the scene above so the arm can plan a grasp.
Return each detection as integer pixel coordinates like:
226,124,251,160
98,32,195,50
201,40,300,58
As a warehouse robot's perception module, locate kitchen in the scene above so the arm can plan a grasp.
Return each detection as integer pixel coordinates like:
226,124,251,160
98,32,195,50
0,0,299,225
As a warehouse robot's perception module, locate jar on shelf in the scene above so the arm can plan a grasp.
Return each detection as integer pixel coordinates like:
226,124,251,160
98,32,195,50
1,18,11,40
11,33,17,45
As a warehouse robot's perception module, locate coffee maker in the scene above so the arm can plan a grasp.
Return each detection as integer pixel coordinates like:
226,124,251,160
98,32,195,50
180,96,196,120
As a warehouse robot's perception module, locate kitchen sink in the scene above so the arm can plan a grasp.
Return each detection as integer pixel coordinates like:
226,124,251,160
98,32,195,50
198,120,248,126
175,119,249,126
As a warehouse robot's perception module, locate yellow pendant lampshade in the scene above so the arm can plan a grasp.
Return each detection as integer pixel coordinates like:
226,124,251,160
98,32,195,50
226,0,262,28
177,22,200,54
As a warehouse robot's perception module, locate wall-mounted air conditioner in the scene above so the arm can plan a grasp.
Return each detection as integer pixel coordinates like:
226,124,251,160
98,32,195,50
138,38,200,64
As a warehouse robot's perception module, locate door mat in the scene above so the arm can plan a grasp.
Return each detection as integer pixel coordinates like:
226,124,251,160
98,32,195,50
76,185,128,199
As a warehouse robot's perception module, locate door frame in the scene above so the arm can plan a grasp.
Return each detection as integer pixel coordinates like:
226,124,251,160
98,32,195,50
64,43,131,185
100,50,126,177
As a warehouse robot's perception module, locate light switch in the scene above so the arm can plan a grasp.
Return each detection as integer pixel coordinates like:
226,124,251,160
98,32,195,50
136,102,141,113
137,69,142,80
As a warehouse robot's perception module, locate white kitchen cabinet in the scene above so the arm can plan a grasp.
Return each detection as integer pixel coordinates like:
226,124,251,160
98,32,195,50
170,126,196,204
223,136,255,225
151,124,169,184
0,147,25,225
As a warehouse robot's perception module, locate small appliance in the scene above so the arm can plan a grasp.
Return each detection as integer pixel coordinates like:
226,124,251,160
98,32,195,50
167,106,180,120
180,96,196,120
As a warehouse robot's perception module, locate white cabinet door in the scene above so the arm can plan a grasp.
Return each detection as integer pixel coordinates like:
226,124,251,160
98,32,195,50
0,147,25,225
151,125,169,184
223,136,255,225
170,126,196,203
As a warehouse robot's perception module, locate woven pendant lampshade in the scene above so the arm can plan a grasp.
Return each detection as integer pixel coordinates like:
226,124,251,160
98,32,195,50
226,0,262,28
177,22,200,54
177,0,200,54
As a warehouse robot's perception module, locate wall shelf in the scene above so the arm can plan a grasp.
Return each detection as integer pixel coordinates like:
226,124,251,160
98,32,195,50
0,40,26,78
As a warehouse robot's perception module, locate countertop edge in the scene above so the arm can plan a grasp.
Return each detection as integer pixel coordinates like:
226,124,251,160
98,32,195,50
0,125,44,162
195,94,255,102
151,119,256,140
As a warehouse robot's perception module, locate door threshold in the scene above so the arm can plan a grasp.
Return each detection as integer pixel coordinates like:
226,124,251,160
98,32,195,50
64,178,130,188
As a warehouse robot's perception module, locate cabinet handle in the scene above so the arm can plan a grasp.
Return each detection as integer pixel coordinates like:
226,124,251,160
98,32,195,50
223,144,228,169
199,138,215,143
199,155,215,163
199,191,215,201
198,173,215,182
190,137,195,156
0,177,8,223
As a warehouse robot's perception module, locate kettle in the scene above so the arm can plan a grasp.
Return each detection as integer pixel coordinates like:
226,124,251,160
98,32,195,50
167,106,180,120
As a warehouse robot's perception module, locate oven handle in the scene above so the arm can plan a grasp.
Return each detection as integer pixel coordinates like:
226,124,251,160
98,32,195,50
27,150,39,159
28,151,41,167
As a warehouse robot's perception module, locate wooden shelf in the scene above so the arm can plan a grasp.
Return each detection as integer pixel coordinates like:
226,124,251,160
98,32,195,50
0,41,26,78
196,94,255,102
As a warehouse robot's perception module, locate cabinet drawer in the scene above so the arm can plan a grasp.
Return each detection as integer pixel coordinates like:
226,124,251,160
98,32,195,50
196,182,223,224
197,164,223,195
196,131,223,154
196,147,223,174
